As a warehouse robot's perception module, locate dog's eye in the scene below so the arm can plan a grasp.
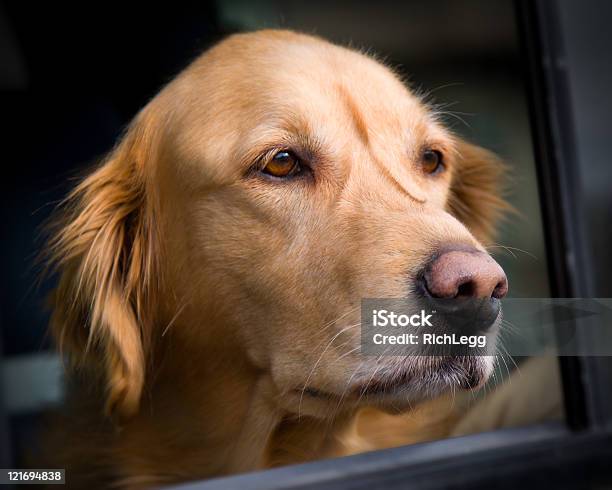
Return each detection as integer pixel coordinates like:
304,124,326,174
422,149,444,174
262,151,302,178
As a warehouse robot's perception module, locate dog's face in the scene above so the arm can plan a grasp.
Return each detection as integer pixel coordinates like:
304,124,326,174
49,30,508,420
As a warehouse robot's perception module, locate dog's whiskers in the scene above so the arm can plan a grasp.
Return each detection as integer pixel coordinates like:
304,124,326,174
162,303,188,337
319,306,360,334
486,244,538,260
332,345,361,364
298,321,360,419
328,359,365,423
495,342,513,380
353,350,388,408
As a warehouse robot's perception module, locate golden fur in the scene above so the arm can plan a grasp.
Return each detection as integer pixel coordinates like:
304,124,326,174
42,30,508,488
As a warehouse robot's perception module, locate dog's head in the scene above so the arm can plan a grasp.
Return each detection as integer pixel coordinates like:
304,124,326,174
47,30,508,420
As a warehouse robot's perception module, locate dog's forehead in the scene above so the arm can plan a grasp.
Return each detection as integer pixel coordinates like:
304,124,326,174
165,30,446,184
186,30,425,119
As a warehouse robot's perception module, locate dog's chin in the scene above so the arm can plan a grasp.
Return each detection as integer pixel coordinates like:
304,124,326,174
286,356,494,418
353,356,494,411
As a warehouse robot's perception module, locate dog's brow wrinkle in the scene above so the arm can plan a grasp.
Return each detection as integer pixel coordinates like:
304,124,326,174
370,155,426,204
334,84,425,204
336,83,370,146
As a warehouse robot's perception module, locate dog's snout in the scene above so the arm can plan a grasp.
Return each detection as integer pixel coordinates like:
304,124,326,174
422,248,508,300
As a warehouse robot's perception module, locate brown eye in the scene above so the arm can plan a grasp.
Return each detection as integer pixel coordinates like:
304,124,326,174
262,151,301,178
422,149,444,174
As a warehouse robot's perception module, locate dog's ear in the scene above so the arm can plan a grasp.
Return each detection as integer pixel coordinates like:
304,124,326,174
46,112,160,420
447,138,510,244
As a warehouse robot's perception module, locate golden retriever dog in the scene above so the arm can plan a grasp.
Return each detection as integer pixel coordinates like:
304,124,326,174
43,29,509,488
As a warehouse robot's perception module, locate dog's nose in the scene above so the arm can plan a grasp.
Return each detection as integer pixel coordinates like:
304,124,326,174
422,248,508,300
416,247,508,334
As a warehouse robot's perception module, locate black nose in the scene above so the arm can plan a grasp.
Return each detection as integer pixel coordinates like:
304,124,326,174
417,246,508,334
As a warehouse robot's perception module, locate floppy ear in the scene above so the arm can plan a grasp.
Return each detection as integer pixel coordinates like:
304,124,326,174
447,138,510,244
46,114,160,420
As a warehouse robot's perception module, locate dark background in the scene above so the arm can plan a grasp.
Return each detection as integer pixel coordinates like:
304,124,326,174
1,2,226,356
